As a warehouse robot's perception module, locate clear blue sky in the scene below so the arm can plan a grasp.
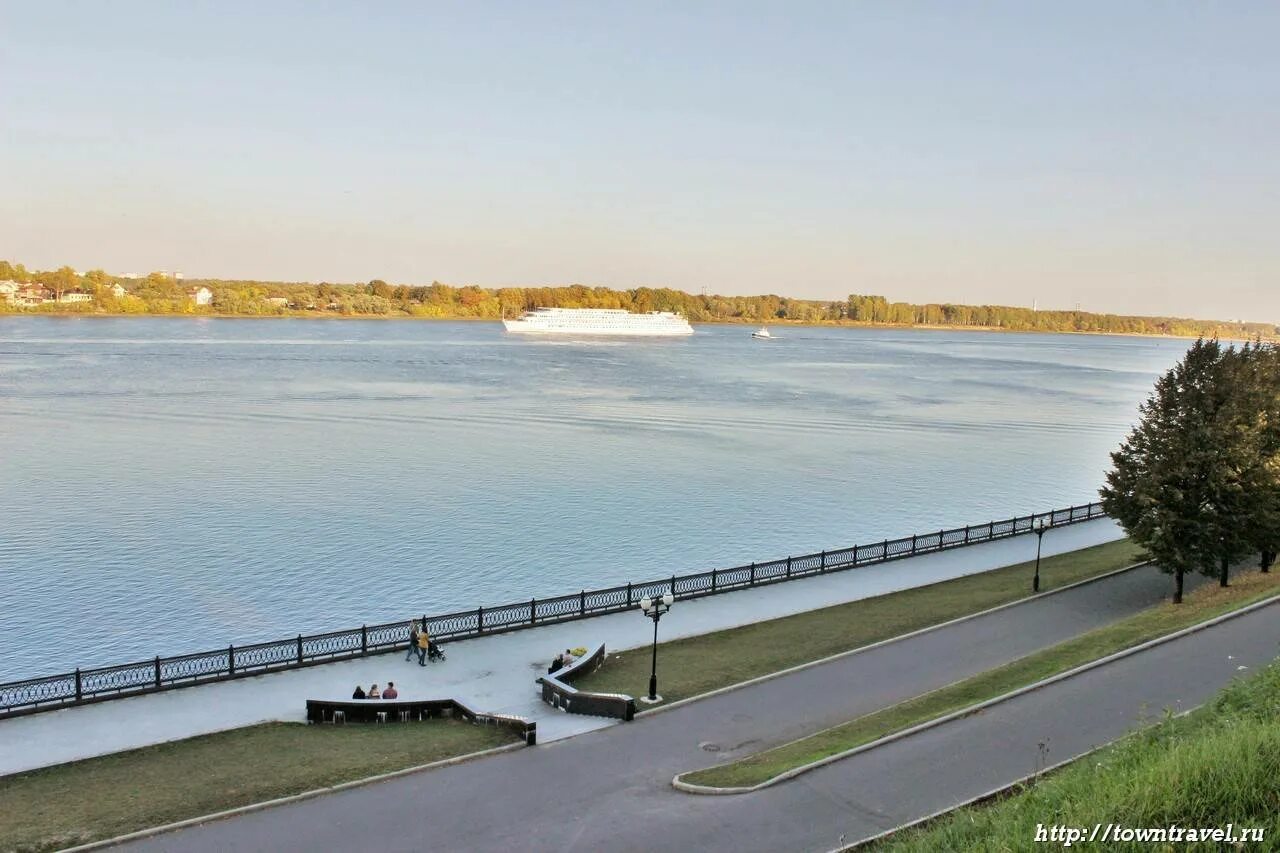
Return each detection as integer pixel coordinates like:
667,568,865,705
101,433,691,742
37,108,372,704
2,2,1277,321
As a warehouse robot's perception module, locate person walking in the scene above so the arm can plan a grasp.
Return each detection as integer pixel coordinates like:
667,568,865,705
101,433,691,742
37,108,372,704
416,626,430,666
404,622,419,662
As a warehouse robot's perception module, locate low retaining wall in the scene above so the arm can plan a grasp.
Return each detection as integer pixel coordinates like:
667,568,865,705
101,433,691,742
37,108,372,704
538,644,636,721
306,697,536,745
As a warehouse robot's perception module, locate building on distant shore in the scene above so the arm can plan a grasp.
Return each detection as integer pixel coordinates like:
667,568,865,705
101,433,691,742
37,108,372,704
109,283,128,298
189,286,213,306
120,272,141,280
0,281,18,304
57,291,94,304
265,296,290,308
14,284,52,306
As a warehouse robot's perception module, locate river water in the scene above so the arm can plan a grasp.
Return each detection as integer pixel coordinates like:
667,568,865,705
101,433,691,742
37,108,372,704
0,317,1186,680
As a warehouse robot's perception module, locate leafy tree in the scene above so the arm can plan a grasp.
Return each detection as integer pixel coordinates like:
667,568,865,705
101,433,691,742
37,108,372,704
1101,340,1279,601
1233,344,1280,572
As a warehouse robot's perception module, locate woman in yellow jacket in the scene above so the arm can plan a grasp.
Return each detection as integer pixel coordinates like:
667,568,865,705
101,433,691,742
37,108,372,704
416,627,430,666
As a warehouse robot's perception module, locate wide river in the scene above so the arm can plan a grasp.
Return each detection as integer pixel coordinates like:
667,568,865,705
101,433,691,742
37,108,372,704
0,317,1188,680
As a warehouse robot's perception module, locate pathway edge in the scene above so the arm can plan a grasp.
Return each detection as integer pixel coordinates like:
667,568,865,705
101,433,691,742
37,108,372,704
830,702,1204,852
56,740,528,852
671,591,1280,795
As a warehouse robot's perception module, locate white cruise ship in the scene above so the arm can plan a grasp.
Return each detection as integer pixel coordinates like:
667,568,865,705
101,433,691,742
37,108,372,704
502,307,694,336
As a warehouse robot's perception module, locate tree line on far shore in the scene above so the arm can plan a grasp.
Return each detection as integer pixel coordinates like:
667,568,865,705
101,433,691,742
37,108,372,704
1101,339,1280,601
2,258,1276,340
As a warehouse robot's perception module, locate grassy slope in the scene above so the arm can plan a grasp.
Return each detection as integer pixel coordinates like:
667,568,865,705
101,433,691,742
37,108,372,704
871,657,1280,852
681,566,1280,788
0,720,517,853
574,539,1143,706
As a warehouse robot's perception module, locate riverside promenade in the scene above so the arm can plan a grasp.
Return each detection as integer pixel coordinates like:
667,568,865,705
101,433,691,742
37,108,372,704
1,519,1121,776
123,592,1278,853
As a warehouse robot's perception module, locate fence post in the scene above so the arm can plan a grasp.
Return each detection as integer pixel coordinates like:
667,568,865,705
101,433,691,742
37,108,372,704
228,645,236,676
750,561,756,585
670,574,676,596
297,634,303,664
786,556,792,579
361,625,368,654
711,568,717,592
530,598,537,625
938,529,944,549
988,520,994,538
911,534,917,554
580,589,586,615
75,668,82,702
477,607,484,633
821,549,827,570
626,582,632,608
154,656,161,688
853,543,859,564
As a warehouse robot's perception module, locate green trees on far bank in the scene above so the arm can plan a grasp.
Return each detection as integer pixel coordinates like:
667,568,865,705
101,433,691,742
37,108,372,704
2,258,1277,340
1101,340,1280,602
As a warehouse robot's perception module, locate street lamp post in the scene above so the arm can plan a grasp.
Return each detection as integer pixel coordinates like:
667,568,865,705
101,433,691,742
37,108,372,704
1033,520,1047,593
639,591,675,703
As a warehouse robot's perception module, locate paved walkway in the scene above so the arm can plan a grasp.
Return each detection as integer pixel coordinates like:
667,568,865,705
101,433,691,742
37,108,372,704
0,519,1120,775
119,561,1251,853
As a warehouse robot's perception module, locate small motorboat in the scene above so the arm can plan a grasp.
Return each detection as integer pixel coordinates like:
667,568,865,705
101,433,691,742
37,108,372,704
751,326,773,340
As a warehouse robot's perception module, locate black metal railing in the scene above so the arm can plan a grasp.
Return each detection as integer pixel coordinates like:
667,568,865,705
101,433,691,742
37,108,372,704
0,501,1107,718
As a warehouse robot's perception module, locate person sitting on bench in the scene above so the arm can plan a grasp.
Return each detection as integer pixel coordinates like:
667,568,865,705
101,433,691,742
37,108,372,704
352,684,366,699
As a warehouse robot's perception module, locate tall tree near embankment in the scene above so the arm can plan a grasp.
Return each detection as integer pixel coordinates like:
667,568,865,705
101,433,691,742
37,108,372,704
1100,340,1269,601
1237,343,1280,572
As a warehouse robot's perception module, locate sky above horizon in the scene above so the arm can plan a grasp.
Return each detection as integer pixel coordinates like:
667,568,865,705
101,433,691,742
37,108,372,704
2,2,1278,322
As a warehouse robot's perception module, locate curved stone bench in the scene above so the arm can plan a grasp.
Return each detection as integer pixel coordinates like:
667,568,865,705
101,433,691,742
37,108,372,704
537,643,636,721
306,697,536,744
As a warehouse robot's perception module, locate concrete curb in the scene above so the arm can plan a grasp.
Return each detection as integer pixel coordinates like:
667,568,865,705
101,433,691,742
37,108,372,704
58,740,528,852
833,700,1213,852
672,590,1280,795
639,555,1147,719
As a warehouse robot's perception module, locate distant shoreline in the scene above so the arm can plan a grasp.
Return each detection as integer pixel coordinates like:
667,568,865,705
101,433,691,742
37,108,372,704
1,310,1268,342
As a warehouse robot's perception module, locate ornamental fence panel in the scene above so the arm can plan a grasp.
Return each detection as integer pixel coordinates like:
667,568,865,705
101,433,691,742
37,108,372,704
0,501,1106,718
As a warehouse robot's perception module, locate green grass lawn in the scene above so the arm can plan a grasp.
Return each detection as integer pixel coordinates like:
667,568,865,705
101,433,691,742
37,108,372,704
679,566,1280,790
0,720,518,853
869,657,1280,852
574,539,1144,707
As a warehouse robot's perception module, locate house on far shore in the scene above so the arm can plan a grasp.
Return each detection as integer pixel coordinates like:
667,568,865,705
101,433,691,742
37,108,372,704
57,291,94,304
189,286,213,306
265,296,290,308
14,284,52,306
0,281,19,304
109,283,128,298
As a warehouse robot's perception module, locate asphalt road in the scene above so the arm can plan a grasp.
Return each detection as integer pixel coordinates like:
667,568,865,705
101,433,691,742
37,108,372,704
122,565,1267,853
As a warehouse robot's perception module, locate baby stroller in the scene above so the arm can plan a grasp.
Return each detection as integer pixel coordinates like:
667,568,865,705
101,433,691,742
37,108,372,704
427,640,446,662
